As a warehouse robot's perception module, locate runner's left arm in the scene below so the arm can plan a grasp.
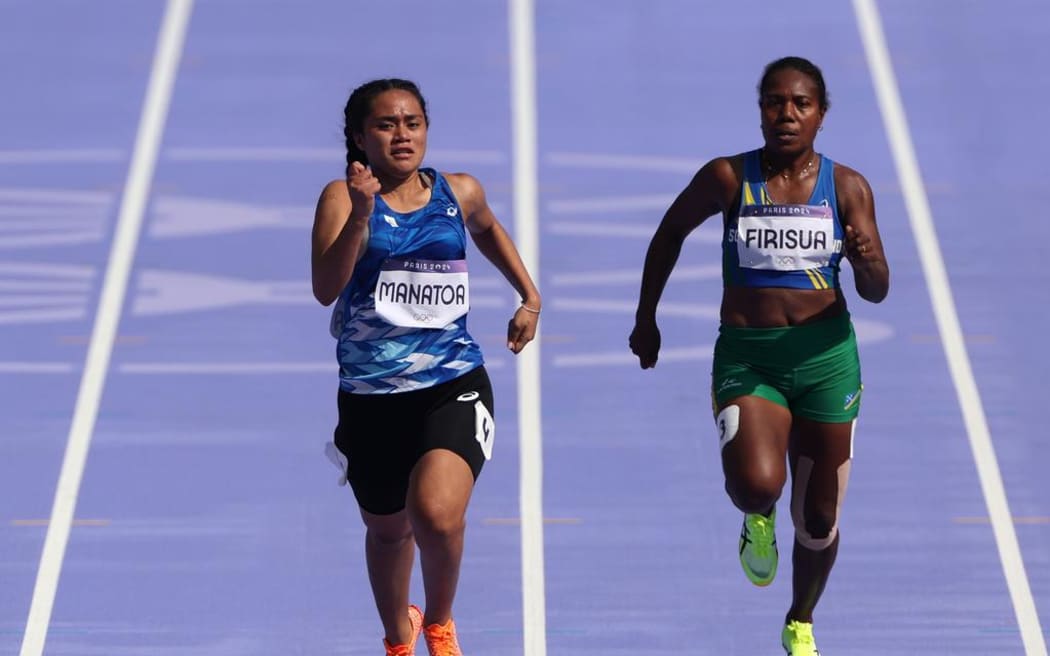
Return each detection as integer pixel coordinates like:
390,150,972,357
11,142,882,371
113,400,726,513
835,165,889,303
449,173,541,353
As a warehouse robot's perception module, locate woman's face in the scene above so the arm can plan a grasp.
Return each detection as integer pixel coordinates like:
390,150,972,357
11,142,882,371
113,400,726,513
759,69,825,156
355,89,428,176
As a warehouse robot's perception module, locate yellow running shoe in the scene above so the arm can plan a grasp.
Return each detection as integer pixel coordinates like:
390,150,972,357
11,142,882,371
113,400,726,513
739,508,778,586
781,620,820,655
383,604,423,656
423,617,462,656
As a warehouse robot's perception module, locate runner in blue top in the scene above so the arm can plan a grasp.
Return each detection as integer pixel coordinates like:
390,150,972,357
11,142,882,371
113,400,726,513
311,78,540,656
330,165,485,395
630,57,889,655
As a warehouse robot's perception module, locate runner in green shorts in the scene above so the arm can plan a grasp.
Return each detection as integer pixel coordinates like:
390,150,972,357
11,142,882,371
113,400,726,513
711,312,863,424
630,57,890,655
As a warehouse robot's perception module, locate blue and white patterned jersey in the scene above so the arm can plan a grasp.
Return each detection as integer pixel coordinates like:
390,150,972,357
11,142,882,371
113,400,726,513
330,168,484,394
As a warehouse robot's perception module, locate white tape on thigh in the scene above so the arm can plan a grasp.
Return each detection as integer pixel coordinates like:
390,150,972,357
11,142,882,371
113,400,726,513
716,405,740,452
474,401,494,460
324,441,348,486
790,456,852,551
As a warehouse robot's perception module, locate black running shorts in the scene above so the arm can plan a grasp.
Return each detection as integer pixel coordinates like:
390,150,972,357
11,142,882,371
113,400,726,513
333,366,494,515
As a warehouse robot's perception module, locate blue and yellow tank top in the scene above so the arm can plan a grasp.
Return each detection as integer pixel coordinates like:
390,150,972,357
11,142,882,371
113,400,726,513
330,168,484,394
722,150,844,290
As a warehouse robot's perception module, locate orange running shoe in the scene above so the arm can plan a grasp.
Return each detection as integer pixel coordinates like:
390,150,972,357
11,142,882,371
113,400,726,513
423,617,462,656
383,604,423,656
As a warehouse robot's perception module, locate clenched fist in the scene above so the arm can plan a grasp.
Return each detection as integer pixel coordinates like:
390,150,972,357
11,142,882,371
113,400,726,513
347,161,380,222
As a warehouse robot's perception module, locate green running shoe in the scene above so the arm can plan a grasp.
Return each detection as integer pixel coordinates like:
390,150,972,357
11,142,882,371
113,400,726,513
781,620,820,655
739,508,777,586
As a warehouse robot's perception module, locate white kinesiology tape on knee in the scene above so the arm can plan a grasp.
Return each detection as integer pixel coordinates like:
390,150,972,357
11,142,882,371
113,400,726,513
716,405,740,452
790,456,852,551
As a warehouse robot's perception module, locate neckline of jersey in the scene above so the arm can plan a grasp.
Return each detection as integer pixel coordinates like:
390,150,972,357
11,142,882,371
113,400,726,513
759,153,824,206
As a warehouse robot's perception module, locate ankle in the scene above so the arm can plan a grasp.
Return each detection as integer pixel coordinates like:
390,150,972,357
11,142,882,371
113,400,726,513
424,614,452,628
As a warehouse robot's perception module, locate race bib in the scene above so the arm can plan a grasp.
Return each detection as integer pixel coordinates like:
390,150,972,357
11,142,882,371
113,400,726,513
735,205,838,271
374,258,469,328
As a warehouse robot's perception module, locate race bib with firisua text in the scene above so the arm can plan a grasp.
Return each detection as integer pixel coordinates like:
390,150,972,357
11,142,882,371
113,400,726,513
734,205,839,271
374,258,469,328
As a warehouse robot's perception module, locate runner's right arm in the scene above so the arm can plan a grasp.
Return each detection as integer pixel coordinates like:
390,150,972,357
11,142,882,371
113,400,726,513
312,163,378,306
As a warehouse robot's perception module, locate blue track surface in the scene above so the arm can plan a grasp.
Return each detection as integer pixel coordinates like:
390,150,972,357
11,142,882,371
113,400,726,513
1,1,1047,654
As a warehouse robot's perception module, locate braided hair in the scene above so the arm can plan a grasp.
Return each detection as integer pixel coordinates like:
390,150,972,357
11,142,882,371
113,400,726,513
343,79,429,171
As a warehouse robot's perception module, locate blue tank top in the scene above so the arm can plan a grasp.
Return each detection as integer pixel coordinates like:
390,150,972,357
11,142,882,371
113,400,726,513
331,169,484,394
722,150,844,290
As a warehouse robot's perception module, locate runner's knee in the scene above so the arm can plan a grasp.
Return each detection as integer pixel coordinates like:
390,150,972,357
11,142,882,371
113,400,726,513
725,475,783,515
790,456,852,551
793,511,838,551
801,507,837,542
365,519,413,548
409,496,466,544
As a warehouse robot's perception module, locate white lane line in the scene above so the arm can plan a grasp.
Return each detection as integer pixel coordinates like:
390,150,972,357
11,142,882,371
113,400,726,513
19,2,195,655
853,2,1046,654
508,0,547,653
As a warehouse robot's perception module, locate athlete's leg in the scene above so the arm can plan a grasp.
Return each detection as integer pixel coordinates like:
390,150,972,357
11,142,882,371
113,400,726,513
406,449,475,626
719,395,793,586
337,386,420,647
720,395,793,514
786,416,854,623
360,508,418,645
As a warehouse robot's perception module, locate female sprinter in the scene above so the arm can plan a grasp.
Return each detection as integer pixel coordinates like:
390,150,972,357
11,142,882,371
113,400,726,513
630,57,889,655
313,78,541,656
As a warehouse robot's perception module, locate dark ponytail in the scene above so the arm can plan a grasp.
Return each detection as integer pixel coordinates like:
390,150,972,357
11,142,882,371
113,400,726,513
343,79,429,171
